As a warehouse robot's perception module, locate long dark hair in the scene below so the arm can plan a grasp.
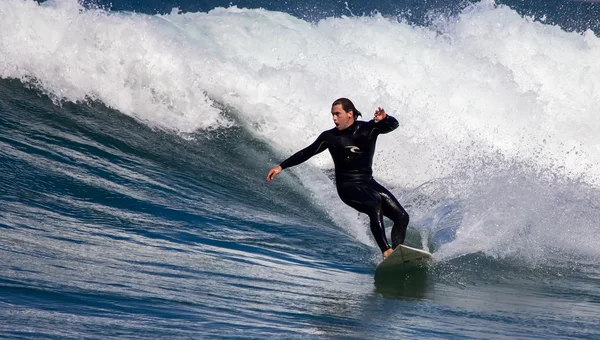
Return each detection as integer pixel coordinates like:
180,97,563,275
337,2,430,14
332,98,362,120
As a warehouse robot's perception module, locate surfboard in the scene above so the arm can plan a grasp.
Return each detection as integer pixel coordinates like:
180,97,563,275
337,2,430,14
376,244,432,273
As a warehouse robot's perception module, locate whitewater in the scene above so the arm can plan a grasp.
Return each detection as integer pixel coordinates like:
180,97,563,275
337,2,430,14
1,0,599,338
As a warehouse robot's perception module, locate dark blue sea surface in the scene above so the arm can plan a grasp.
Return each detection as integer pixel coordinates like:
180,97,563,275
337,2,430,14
1,0,600,338
96,0,600,32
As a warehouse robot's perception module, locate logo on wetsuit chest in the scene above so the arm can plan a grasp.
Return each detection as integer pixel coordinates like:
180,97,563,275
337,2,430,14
345,146,362,153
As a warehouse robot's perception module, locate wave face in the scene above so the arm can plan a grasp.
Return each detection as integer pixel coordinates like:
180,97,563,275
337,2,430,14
1,0,599,338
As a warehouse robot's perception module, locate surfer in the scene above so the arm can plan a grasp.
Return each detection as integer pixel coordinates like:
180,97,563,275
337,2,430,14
266,98,409,259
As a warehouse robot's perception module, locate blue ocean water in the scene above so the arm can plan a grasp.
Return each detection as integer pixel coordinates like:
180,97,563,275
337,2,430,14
1,0,600,338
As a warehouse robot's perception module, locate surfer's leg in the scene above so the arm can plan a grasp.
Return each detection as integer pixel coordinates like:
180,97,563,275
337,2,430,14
336,184,391,254
371,181,409,249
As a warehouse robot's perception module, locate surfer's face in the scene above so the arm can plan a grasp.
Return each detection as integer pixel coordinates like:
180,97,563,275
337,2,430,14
331,104,354,130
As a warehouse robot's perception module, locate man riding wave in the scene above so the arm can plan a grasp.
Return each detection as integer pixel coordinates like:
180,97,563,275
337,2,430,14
266,98,409,259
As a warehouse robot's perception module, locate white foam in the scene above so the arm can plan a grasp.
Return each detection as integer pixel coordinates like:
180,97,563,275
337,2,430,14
428,164,600,264
2,0,599,257
0,0,229,131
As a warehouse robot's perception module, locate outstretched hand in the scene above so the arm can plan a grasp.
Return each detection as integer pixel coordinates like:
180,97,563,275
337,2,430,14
374,107,387,122
266,165,282,182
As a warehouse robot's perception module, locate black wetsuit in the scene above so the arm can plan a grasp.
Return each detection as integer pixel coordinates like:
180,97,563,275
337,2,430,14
279,116,409,253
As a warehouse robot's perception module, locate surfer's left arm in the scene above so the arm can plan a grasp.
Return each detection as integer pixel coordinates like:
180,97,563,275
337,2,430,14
372,107,399,134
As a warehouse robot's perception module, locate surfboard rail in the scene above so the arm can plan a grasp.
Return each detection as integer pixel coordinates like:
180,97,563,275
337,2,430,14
376,244,432,273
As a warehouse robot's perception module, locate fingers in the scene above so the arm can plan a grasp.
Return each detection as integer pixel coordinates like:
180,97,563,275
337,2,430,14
266,167,281,182
374,106,386,121
266,170,274,182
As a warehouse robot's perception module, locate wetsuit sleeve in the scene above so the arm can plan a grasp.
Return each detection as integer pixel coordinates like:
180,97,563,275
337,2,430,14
279,132,329,169
371,115,399,135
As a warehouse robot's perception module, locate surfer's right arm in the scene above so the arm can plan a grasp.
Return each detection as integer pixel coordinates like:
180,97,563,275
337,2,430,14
266,132,329,182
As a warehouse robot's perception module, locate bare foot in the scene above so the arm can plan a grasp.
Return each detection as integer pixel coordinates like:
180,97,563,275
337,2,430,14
382,248,393,259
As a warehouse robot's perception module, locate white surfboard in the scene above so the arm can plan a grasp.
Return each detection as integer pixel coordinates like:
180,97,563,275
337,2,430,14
376,244,432,272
